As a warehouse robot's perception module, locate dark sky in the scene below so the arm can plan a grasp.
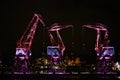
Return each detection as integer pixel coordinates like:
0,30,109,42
1,0,120,65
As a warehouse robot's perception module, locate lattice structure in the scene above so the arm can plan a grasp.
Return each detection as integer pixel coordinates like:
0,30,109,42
83,23,115,73
47,23,73,72
14,13,45,73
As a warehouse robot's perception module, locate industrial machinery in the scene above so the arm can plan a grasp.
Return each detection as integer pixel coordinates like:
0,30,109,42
83,23,107,50
83,23,115,73
47,23,73,72
14,13,45,73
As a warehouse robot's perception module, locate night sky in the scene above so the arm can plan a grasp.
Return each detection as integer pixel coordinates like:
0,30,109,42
1,0,120,66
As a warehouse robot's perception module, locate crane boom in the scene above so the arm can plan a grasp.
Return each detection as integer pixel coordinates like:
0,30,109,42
14,13,45,72
83,23,108,50
83,23,110,58
17,13,45,50
48,23,73,56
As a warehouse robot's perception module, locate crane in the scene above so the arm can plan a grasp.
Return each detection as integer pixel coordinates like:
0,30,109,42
83,23,115,72
83,23,108,55
14,13,45,72
47,23,73,71
48,23,73,56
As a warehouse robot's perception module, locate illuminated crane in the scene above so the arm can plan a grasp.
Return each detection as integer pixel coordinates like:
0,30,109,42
48,23,73,57
83,23,115,73
14,13,45,72
83,23,108,55
47,23,73,72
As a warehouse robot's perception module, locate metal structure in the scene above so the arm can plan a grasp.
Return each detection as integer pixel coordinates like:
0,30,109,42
47,23,73,72
83,23,108,48
83,23,108,55
14,13,45,73
48,23,73,56
83,23,115,73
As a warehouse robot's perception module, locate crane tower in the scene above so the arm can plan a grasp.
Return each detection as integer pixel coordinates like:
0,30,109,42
14,13,45,73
